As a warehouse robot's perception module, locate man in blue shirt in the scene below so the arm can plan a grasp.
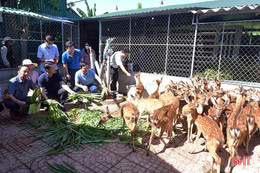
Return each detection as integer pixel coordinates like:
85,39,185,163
62,41,83,88
4,65,36,120
74,62,101,93
39,61,75,105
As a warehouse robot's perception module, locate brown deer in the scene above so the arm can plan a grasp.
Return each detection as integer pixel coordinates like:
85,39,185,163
226,87,248,172
147,94,179,156
183,102,224,173
98,103,139,152
134,73,144,99
208,96,230,132
148,77,163,99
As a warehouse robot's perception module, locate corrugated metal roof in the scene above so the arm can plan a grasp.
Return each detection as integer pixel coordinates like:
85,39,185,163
0,6,74,23
191,4,260,14
91,0,260,19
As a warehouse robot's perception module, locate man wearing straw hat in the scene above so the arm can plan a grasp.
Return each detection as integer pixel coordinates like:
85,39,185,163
22,59,39,85
37,35,60,73
1,36,16,68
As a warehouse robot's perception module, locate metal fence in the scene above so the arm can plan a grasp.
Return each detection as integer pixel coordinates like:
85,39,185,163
99,13,260,85
0,12,79,68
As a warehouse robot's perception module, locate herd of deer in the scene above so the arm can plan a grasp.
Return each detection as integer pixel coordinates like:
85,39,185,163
98,74,260,173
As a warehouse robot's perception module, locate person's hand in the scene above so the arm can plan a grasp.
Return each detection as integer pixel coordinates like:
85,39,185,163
82,86,88,92
69,90,76,95
45,99,52,104
66,74,71,81
126,72,131,77
20,101,26,107
2,94,9,101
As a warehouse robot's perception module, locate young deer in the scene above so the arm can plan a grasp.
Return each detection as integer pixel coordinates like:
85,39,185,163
98,103,139,152
209,97,230,132
226,88,248,172
148,77,162,99
147,95,179,156
135,73,145,99
183,102,224,173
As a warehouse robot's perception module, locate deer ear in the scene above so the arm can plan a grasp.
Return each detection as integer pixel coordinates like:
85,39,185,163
223,99,230,106
211,97,217,106
106,106,109,113
184,95,191,104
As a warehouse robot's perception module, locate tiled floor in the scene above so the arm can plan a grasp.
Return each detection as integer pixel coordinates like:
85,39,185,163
0,107,259,173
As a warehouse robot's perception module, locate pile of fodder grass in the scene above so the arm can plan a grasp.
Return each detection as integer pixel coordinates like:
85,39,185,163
20,105,149,157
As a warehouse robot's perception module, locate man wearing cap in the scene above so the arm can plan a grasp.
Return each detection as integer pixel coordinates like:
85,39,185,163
62,41,84,88
38,61,75,105
1,36,16,68
110,48,131,91
37,35,60,73
22,59,39,85
4,65,36,120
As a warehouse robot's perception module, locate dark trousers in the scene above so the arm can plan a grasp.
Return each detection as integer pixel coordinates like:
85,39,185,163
68,69,78,88
47,88,68,105
110,67,118,91
4,99,28,117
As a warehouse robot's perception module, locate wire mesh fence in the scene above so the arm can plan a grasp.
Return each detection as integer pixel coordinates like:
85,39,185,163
100,14,260,85
0,12,79,69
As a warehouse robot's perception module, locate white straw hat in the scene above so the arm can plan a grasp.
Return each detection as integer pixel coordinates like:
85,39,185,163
2,36,14,44
22,59,38,67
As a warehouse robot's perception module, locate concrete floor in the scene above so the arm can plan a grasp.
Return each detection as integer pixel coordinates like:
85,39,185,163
0,103,259,173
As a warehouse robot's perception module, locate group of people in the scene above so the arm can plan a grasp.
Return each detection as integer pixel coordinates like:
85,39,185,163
1,34,133,120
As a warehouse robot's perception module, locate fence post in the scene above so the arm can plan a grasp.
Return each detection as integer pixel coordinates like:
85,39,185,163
70,25,72,41
62,22,64,52
164,14,171,74
99,21,102,63
40,20,42,41
78,21,80,49
218,23,225,79
128,17,132,61
190,14,198,78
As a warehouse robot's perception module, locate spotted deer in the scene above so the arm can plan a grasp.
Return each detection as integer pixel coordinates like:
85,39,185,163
182,101,224,173
147,94,179,156
98,103,139,152
226,87,248,172
134,73,145,99
208,96,230,132
148,77,162,99
129,95,164,126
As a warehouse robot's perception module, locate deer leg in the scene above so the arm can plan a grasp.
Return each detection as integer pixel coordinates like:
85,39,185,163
190,122,194,142
187,118,191,142
121,119,126,140
226,145,235,173
207,140,221,173
189,128,202,154
159,125,169,148
147,124,157,156
168,119,174,144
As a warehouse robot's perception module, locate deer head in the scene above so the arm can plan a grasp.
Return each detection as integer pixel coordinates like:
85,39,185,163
98,106,112,125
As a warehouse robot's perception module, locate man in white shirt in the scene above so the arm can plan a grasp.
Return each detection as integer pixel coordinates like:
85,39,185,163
37,35,60,73
110,48,131,91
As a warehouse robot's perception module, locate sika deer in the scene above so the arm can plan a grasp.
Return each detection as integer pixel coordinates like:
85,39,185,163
148,77,162,99
135,73,144,99
183,102,224,173
98,103,139,152
208,97,230,132
130,95,164,126
226,87,248,172
147,95,179,156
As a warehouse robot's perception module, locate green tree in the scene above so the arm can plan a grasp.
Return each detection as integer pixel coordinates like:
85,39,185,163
17,0,60,12
76,0,96,18
137,3,142,9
